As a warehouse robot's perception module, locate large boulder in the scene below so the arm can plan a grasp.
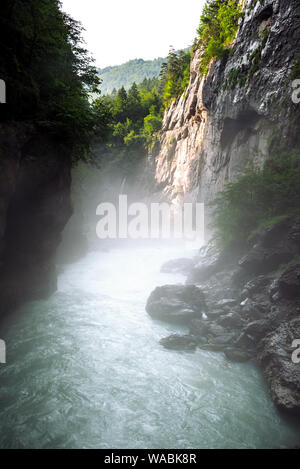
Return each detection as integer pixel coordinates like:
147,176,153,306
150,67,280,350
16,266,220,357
258,318,300,414
146,284,206,323
159,335,198,351
224,348,252,363
224,347,252,363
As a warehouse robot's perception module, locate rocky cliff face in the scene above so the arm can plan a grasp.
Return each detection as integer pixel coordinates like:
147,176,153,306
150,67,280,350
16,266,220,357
152,0,300,215
146,0,300,415
147,217,300,414
0,123,72,319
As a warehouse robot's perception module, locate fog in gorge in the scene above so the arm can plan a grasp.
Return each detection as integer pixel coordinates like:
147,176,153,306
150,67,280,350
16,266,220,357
1,0,300,452
57,163,204,263
0,162,299,450
1,233,300,448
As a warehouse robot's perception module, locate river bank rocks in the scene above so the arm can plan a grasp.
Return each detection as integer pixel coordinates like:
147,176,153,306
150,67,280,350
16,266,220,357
145,218,300,414
159,335,198,351
258,318,300,413
278,264,300,300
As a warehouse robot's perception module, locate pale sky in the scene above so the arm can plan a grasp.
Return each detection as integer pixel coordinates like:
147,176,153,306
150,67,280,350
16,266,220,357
61,0,205,68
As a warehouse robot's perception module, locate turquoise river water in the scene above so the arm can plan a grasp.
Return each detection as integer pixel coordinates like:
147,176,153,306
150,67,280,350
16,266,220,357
0,245,299,449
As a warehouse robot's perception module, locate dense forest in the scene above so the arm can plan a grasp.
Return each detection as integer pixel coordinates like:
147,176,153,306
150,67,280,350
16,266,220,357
93,47,192,174
98,58,165,95
0,0,192,171
94,0,300,251
0,0,242,177
92,0,244,177
0,0,106,161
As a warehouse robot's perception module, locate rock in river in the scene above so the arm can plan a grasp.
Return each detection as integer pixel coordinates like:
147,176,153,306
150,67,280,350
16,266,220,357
160,335,198,351
224,348,252,363
146,284,206,324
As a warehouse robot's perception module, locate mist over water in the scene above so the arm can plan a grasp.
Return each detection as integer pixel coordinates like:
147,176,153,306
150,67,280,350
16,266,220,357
0,243,299,449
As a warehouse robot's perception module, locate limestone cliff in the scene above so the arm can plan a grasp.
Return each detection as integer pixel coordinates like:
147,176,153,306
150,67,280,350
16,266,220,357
0,124,72,318
152,0,300,213
147,1,300,412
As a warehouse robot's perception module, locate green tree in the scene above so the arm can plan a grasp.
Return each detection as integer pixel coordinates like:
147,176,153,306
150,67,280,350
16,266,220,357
113,86,128,122
210,148,300,246
196,0,242,74
0,0,99,156
0,0,102,161
93,78,164,175
159,47,192,107
127,82,144,123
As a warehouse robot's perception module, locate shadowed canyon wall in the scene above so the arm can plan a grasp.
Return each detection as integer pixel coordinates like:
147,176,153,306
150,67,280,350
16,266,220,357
0,124,72,318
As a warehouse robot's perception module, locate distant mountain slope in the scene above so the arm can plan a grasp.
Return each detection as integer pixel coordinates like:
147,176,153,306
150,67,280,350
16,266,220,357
98,57,165,94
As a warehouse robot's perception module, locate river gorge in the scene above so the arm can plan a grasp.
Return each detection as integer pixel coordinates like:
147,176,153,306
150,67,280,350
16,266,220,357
0,244,299,449
1,0,300,451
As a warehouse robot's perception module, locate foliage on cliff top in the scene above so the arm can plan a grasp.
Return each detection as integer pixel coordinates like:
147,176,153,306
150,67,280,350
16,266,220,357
0,0,101,161
93,80,163,175
93,46,192,174
210,148,300,246
196,0,242,75
159,48,192,108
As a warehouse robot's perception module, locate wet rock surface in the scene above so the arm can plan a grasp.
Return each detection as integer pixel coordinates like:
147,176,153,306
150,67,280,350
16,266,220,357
159,335,198,351
150,0,300,213
146,284,206,323
0,124,72,319
238,218,300,276
258,319,300,413
278,264,300,300
147,218,300,415
143,0,300,417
